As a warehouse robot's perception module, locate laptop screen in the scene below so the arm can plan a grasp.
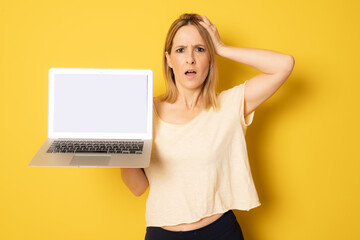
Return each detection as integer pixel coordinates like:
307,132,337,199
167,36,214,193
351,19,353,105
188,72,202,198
48,68,152,139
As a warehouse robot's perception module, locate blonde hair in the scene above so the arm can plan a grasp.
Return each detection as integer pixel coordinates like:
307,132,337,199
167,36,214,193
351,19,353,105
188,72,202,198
162,13,218,110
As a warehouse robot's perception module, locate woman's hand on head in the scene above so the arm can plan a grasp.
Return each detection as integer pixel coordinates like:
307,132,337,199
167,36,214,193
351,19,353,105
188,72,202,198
198,15,225,55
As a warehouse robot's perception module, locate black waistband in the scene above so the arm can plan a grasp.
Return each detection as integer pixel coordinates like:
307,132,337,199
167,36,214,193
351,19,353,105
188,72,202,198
146,210,237,238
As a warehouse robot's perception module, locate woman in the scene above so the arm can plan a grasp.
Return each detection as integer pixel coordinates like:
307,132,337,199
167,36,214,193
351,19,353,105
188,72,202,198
121,13,294,240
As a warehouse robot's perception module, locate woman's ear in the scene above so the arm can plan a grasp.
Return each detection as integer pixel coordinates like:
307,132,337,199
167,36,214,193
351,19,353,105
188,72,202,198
165,51,172,68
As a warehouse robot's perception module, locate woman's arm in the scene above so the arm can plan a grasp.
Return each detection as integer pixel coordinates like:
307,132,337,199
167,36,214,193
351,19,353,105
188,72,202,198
218,45,295,116
217,46,294,75
121,168,149,197
199,16,295,116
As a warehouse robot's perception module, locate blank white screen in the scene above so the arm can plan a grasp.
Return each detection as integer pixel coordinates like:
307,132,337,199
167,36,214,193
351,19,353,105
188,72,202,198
53,74,148,134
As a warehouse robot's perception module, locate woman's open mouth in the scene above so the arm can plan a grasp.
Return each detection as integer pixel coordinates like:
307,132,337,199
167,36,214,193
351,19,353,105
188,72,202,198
185,70,197,78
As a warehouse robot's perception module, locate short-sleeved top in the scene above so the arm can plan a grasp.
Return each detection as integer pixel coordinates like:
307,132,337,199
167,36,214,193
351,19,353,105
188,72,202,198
143,81,261,227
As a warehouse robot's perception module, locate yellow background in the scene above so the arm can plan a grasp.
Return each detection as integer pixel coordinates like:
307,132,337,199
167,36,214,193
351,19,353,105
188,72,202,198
1,0,359,239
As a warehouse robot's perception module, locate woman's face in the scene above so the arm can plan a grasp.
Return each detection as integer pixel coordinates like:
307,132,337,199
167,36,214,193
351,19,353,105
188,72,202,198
166,24,210,93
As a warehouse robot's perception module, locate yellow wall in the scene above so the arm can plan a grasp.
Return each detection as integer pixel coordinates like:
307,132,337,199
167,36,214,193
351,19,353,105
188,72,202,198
1,0,359,239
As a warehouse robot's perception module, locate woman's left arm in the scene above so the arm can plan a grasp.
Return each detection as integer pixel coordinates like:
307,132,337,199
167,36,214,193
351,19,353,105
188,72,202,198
199,16,295,116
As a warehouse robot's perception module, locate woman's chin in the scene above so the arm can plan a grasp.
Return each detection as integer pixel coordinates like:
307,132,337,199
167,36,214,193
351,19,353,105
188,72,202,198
176,79,205,91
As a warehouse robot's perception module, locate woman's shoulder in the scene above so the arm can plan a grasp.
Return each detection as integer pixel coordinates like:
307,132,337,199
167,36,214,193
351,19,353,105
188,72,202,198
154,95,170,116
217,84,242,102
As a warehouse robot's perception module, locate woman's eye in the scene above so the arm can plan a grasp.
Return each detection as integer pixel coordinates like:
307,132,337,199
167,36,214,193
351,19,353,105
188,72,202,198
196,47,205,52
176,48,184,53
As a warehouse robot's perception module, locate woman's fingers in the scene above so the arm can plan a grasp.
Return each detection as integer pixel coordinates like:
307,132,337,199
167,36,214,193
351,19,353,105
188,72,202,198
199,15,214,31
198,15,214,33
201,16,218,31
200,15,211,25
198,15,225,54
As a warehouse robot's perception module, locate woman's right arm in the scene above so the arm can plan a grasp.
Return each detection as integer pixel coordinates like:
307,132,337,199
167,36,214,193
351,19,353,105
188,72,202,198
121,168,149,197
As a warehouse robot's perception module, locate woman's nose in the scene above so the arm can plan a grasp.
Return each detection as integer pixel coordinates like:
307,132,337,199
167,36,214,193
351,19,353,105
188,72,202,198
186,52,195,64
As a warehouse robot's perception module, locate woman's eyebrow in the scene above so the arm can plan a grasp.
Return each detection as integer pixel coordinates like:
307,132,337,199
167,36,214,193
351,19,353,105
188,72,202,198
174,45,187,49
173,44,206,48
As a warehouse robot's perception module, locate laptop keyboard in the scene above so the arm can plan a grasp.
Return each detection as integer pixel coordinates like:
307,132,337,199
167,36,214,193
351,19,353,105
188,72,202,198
47,140,144,154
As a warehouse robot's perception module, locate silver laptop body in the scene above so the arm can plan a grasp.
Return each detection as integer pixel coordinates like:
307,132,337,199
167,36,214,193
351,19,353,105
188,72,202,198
29,68,153,168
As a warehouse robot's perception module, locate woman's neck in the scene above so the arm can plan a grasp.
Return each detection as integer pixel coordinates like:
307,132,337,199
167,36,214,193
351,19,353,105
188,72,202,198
176,88,204,111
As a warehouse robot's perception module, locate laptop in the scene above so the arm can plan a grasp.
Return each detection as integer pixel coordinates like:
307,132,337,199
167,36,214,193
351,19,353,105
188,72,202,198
29,68,153,168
